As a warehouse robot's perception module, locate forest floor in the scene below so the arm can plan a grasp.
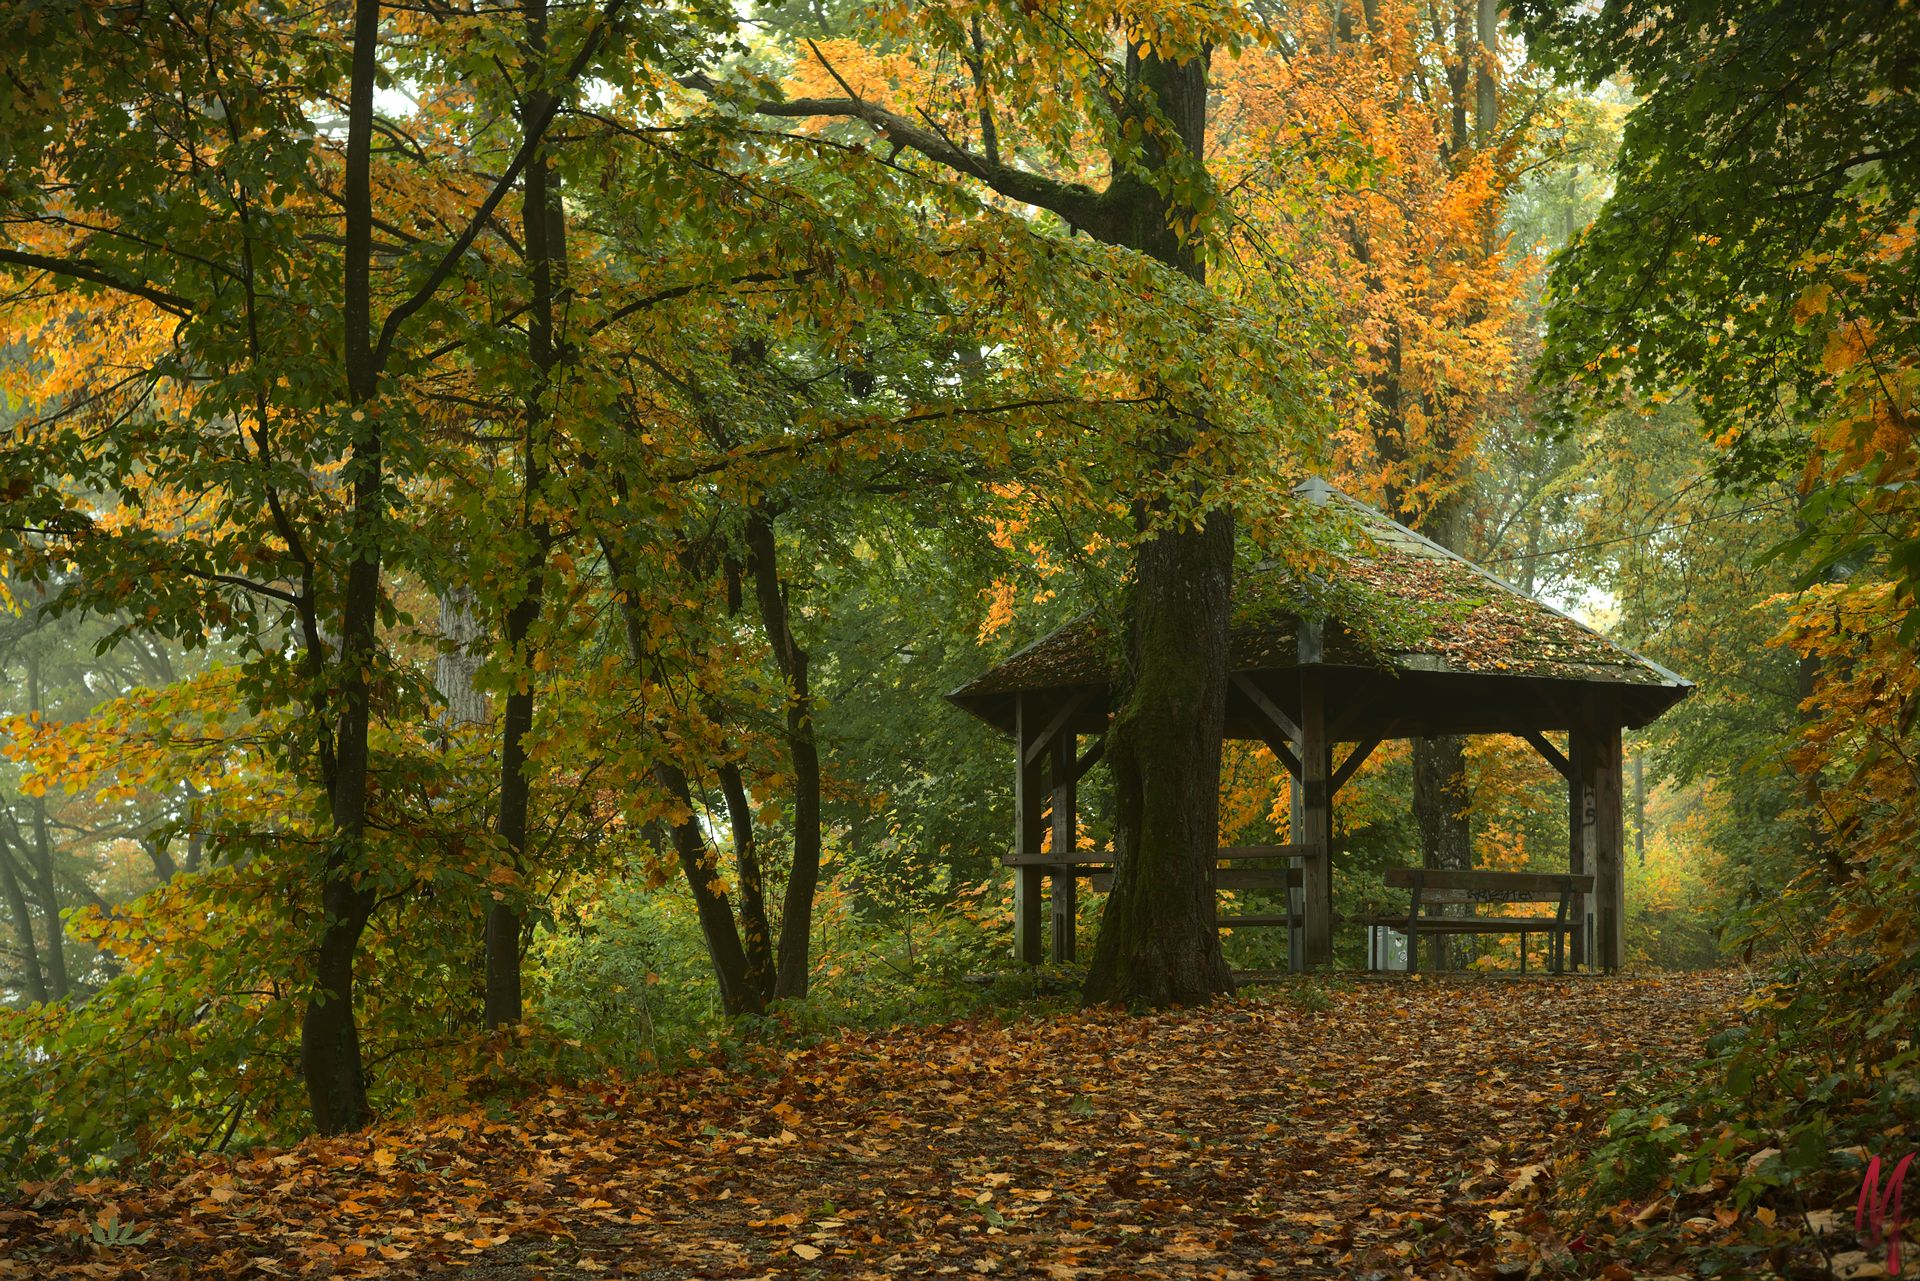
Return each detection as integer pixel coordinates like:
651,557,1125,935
1,973,1744,1280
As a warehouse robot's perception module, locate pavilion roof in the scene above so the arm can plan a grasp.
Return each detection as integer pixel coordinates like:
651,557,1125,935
949,481,1691,729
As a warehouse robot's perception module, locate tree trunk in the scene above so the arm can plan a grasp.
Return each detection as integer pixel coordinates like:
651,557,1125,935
1475,0,1499,145
26,795,70,1000
1633,751,1646,866
600,532,767,1016
1085,509,1238,1004
0,830,48,1004
1413,732,1473,968
744,513,822,1001
716,762,775,1001
302,0,384,1136
22,655,70,1000
1081,46,1236,1007
435,586,488,732
1405,492,1474,969
654,762,766,1017
485,0,565,1030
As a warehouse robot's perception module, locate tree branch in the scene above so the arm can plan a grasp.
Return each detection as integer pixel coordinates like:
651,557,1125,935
0,248,194,317
682,74,1106,230
372,0,629,371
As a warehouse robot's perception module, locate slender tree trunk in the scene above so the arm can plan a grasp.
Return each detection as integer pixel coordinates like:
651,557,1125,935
21,656,70,1000
1083,47,1236,1007
486,0,564,1029
744,513,822,1001
0,832,48,1004
654,764,765,1016
600,534,766,1015
1475,0,1499,144
302,0,384,1136
716,762,775,1001
26,794,69,1001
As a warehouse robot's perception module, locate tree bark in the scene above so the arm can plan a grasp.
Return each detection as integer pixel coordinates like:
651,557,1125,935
1475,0,1499,144
21,655,70,1000
743,513,822,1001
1413,732,1473,968
1086,508,1237,1003
302,0,384,1137
485,0,565,1030
0,827,48,1004
654,763,765,1017
716,761,775,1001
1078,47,1236,1007
435,587,488,732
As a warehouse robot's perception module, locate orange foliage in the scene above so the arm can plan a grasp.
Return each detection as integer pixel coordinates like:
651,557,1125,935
1213,1,1532,528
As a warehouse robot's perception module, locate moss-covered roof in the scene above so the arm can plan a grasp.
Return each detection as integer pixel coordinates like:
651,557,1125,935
950,480,1691,706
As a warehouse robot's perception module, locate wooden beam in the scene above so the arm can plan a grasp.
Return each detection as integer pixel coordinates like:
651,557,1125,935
1003,851,1113,868
1592,719,1626,973
1213,867,1304,890
1218,843,1320,861
1329,697,1382,743
1298,670,1333,967
1383,867,1594,894
1298,616,1326,665
1094,867,1305,892
1254,726,1303,781
1022,688,1092,767
1521,729,1573,781
1232,672,1303,743
1289,743,1306,973
1013,695,1045,965
1070,736,1105,784
1049,729,1078,963
1330,736,1382,796
1567,730,1589,968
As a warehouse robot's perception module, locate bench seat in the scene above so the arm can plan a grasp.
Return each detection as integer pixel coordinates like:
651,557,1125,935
1356,914,1565,934
1369,868,1595,974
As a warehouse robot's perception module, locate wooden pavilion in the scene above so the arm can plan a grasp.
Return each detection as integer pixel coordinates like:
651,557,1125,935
946,479,1693,973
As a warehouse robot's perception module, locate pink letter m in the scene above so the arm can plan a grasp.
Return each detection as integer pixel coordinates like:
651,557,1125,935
1858,1152,1914,1275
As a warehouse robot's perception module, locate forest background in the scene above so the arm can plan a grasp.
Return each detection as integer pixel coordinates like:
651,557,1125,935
0,0,1910,1233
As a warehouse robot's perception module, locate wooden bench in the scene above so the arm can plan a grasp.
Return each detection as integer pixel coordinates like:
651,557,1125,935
1359,868,1594,974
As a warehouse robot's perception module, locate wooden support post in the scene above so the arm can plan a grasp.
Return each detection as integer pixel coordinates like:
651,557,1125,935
1567,730,1588,969
1299,668,1333,968
1592,721,1626,973
1013,695,1046,965
1049,728,1078,963
1288,744,1306,973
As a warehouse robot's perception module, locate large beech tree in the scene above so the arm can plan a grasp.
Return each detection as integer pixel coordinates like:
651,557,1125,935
694,4,1308,1003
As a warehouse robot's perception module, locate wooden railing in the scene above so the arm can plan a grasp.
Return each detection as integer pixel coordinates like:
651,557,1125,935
1001,845,1322,932
1000,843,1321,869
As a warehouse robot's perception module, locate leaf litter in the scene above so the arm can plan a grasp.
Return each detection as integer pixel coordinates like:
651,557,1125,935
0,973,1740,1279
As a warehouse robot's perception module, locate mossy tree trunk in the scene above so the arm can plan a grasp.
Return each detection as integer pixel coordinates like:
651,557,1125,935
1081,47,1235,1007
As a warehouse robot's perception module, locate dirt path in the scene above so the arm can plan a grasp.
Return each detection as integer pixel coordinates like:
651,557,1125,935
1,974,1741,1280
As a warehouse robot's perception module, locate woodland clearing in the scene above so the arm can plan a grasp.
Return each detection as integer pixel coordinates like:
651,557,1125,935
1,974,1741,1280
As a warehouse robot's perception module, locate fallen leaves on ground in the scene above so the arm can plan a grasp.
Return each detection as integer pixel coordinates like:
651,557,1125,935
1,974,1741,1279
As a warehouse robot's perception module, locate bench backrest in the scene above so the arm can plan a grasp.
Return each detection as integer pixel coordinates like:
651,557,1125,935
1383,868,1595,904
